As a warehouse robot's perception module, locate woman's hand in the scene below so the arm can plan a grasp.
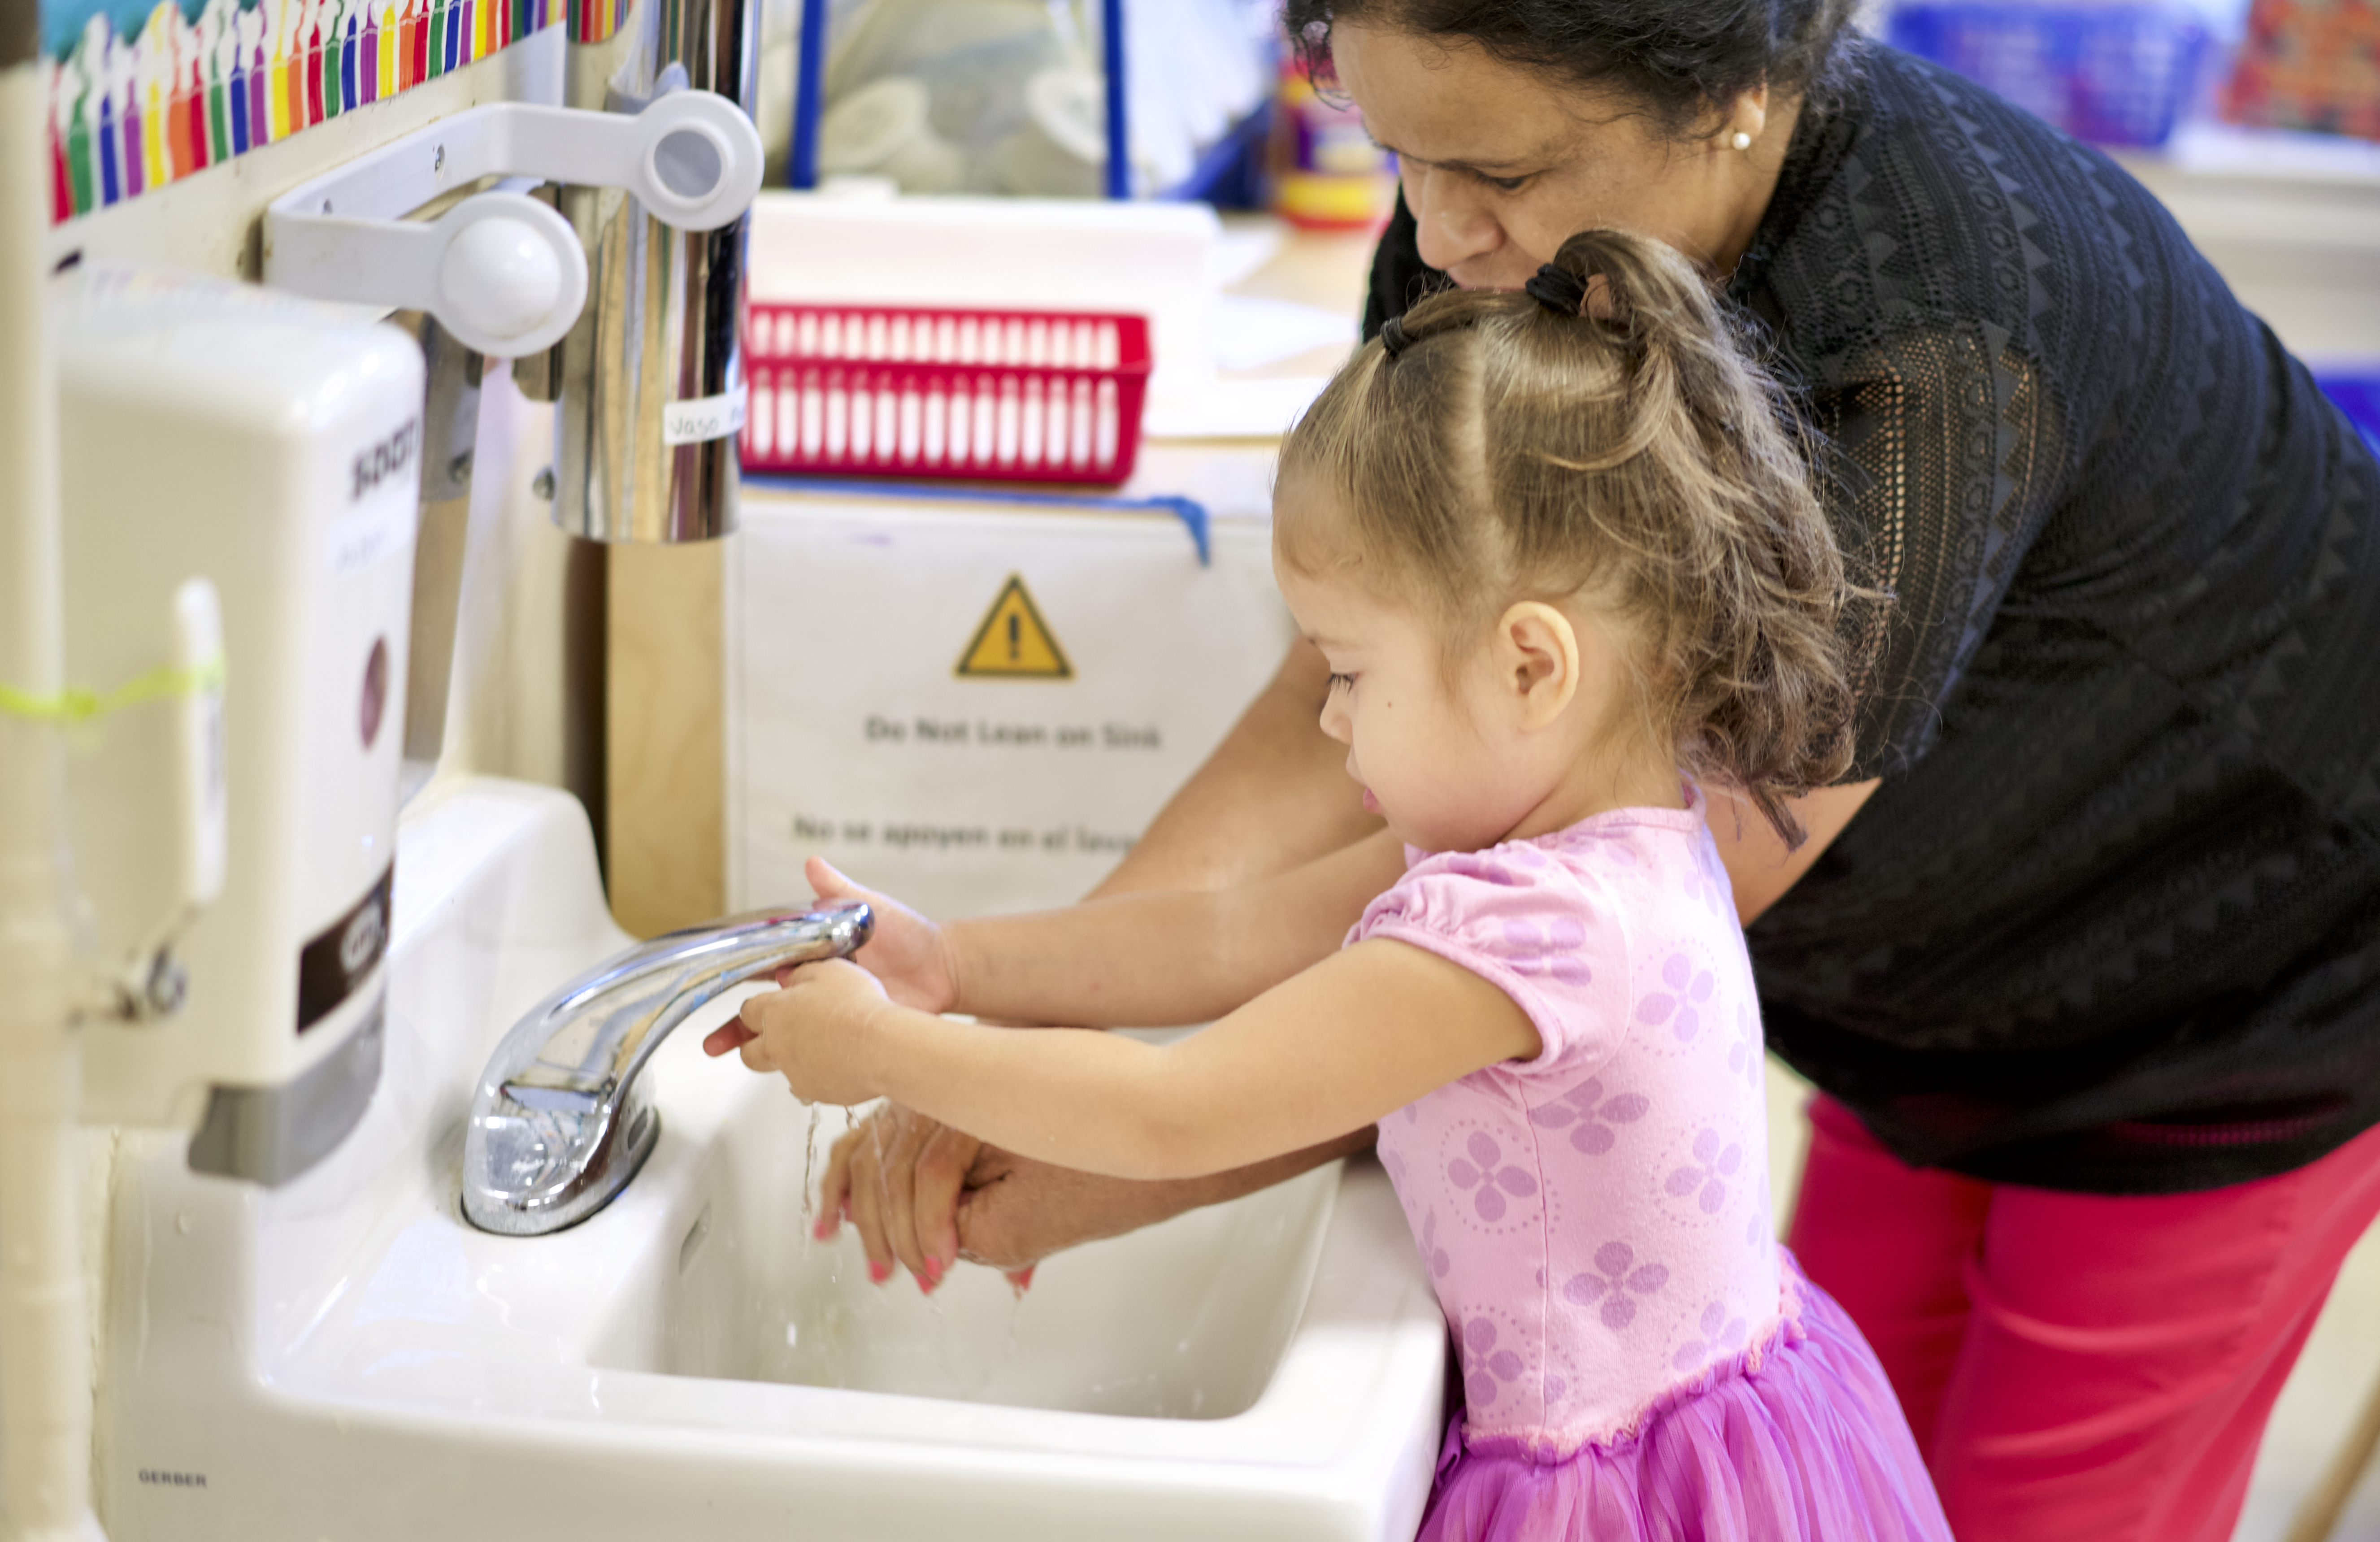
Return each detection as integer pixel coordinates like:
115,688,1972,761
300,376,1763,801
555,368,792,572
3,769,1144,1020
727,957,894,1108
817,1108,1173,1292
816,1104,988,1292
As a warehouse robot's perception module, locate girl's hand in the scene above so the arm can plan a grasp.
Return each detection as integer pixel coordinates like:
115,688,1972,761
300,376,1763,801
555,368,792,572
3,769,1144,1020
730,958,895,1108
703,857,959,1061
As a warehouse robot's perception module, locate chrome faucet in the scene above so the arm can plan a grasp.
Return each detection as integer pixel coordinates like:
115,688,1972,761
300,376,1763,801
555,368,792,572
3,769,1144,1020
460,899,872,1235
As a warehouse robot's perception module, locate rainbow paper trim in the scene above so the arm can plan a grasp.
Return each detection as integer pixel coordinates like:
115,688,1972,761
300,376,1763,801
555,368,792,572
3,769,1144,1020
43,0,628,224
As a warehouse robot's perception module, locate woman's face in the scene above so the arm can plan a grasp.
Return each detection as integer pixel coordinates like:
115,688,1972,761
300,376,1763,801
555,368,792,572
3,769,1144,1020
1330,20,1783,290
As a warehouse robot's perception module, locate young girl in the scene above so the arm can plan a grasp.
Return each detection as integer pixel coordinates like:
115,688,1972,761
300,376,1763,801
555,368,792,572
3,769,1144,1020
707,229,1950,1541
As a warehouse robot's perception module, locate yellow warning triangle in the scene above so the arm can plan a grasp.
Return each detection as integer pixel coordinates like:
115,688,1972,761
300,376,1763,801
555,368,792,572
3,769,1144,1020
956,574,1073,679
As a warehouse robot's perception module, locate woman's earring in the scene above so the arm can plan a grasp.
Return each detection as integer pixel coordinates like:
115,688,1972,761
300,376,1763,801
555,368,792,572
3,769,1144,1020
1731,130,1753,151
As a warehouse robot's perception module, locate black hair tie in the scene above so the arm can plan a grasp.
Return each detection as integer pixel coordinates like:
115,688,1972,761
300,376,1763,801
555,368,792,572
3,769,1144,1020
1379,314,1412,359
1524,263,1590,316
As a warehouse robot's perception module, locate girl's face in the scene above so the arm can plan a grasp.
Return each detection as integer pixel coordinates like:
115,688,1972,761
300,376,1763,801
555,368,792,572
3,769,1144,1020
1276,559,1542,853
1271,480,1683,851
1328,20,1790,291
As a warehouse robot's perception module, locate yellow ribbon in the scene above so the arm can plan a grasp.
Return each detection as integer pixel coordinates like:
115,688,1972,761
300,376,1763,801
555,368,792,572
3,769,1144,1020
0,658,226,726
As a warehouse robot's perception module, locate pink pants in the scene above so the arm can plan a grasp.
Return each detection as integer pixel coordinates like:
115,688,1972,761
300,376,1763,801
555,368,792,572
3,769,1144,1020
1788,1096,2380,1542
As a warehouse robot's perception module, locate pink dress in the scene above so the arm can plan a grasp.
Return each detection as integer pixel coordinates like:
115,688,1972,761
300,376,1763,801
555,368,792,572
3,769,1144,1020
1353,790,1950,1542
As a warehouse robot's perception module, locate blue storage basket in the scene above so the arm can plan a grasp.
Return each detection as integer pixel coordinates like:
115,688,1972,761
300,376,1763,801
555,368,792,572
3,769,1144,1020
1889,4,2211,147
2317,375,2380,460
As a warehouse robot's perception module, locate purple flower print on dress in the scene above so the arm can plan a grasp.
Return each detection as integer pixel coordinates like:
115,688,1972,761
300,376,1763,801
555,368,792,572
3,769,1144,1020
1749,1180,1778,1245
1562,1242,1671,1329
1418,1210,1451,1279
1672,1300,1751,1372
1727,1005,1762,1086
1636,952,1718,1041
1681,845,1733,919
1528,1077,1650,1155
1448,1131,1539,1221
1463,1316,1526,1408
1498,915,1592,986
1667,1127,1745,1214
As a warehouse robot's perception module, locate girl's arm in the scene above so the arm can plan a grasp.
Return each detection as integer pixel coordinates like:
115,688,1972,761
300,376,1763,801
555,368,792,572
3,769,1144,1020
735,935,1542,1181
943,825,1410,1028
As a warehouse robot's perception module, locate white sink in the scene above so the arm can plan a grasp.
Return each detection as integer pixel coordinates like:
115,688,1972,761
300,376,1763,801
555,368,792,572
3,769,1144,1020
96,777,1446,1541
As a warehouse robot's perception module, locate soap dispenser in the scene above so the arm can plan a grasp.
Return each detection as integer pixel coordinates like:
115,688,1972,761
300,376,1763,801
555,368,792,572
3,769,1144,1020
54,266,424,1185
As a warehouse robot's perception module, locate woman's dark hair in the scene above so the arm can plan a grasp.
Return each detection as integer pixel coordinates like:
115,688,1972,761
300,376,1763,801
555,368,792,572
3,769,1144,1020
1277,230,1867,848
1282,0,1861,135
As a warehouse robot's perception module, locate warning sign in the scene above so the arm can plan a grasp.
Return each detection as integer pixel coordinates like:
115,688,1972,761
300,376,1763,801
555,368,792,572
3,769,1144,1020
956,574,1073,679
733,500,1294,920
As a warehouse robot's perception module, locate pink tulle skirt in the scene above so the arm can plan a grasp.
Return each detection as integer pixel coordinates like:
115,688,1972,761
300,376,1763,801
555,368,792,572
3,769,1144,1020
1418,1260,1950,1542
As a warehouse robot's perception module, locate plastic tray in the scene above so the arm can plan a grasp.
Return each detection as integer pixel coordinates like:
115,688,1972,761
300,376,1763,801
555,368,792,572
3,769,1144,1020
741,302,1152,486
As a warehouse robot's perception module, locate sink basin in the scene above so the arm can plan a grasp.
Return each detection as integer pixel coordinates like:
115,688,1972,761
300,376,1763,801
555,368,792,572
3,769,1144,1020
96,778,1446,1541
599,1076,1342,1424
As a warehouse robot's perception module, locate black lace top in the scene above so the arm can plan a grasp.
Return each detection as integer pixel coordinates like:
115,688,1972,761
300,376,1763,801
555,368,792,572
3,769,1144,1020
1362,42,2380,1194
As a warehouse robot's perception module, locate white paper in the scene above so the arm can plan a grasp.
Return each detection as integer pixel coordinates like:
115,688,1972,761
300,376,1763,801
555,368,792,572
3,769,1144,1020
1142,372,1334,440
1206,293,1358,374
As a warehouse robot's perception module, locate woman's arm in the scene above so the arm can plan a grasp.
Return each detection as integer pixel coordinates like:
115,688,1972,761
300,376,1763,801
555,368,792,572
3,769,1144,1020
1707,778,1881,924
949,1127,1381,1273
1090,637,1383,897
950,828,1407,1027
740,937,1541,1181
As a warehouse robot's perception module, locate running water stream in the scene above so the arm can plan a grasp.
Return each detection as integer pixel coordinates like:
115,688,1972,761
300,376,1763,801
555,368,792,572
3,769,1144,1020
800,1103,822,1250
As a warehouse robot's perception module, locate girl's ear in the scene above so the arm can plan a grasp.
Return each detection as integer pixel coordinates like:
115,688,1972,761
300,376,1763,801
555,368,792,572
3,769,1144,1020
1494,602,1581,730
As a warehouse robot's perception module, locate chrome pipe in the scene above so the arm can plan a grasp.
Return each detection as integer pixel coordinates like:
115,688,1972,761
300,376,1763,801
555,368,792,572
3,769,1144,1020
546,0,756,542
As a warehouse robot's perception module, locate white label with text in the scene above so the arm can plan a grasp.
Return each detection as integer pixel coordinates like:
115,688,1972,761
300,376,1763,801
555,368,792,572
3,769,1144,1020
662,387,749,447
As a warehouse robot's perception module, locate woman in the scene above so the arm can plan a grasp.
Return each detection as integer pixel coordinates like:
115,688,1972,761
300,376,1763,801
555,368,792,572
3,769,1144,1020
820,4,2380,1536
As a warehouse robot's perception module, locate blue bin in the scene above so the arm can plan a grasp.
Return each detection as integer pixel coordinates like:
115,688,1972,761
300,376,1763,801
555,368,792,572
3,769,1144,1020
1889,4,2211,147
2317,374,2380,459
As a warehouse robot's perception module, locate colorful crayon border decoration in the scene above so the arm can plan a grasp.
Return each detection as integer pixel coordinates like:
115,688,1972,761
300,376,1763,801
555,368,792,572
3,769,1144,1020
43,0,629,224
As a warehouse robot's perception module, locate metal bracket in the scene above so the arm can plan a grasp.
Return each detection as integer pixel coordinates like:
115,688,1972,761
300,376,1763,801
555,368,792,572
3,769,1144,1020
262,94,764,357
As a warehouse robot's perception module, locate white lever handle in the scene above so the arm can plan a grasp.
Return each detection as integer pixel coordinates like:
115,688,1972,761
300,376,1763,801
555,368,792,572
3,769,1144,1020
268,191,589,359
263,94,764,357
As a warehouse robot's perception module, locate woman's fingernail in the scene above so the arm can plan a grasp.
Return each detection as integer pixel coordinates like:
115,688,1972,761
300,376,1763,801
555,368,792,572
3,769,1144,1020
1008,1266,1035,1297
921,1257,943,1287
812,1216,835,1239
868,1259,892,1284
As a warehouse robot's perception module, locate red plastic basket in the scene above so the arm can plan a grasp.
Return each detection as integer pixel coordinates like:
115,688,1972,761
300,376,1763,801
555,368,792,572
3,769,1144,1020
740,302,1152,486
